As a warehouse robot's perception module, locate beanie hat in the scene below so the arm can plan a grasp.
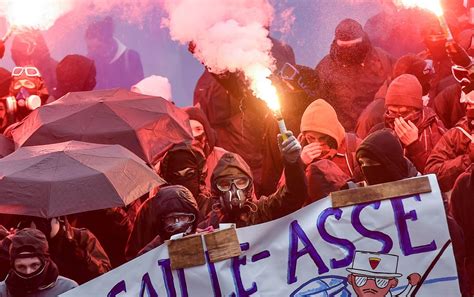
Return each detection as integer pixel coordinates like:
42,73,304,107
385,74,423,109
131,75,173,102
9,228,49,262
300,99,346,148
335,19,365,41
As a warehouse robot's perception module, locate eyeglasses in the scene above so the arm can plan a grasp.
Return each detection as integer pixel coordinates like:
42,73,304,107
216,177,250,192
354,276,390,289
12,67,41,78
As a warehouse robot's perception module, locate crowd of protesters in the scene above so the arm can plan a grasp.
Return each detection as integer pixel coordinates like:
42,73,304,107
0,1,473,296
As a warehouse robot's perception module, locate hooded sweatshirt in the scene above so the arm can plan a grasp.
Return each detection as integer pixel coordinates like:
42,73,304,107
125,185,200,260
0,228,77,297
54,55,96,99
356,129,417,184
202,151,307,228
300,99,362,179
184,107,229,190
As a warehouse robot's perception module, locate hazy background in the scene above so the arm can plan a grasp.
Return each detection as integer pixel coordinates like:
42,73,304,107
0,0,382,106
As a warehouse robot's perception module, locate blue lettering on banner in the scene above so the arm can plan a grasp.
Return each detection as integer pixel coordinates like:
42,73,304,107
205,251,222,297
107,280,127,297
317,207,356,269
230,242,257,297
352,202,393,253
392,195,437,256
177,269,188,297
158,259,176,297
287,220,329,284
140,273,158,297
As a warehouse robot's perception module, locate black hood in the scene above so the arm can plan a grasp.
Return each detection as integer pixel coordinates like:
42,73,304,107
356,129,409,182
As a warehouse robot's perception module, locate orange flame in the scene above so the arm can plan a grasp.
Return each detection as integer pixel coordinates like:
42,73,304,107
396,0,443,16
246,64,281,112
5,0,72,30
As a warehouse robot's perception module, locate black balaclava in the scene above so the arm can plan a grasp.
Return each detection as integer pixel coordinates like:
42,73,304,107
6,228,59,296
356,129,409,185
160,143,206,199
392,54,433,96
330,18,372,66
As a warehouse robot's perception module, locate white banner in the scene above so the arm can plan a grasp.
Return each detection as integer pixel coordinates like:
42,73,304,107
62,175,460,296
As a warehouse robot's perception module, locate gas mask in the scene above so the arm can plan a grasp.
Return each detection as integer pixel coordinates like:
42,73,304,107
162,212,196,235
216,177,251,212
6,67,46,121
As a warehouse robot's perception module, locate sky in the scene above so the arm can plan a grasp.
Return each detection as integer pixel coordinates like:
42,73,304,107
0,0,382,106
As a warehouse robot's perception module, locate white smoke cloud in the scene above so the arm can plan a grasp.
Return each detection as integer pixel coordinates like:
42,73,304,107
162,0,280,106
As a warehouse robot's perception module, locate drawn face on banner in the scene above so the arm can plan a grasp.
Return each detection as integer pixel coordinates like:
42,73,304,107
347,274,398,296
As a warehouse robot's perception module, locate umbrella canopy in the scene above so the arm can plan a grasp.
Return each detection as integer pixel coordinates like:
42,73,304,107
0,134,13,158
11,88,193,165
0,141,165,218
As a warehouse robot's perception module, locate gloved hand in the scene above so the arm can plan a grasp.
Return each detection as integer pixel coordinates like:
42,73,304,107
278,131,302,163
446,41,472,68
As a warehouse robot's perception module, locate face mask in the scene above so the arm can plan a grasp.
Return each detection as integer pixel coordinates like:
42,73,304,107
384,110,422,129
362,165,394,185
331,40,370,66
216,178,251,213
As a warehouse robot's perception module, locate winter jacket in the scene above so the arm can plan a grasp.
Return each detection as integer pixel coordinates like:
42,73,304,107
315,46,393,131
193,38,296,195
202,151,307,228
449,168,474,295
433,84,466,129
0,276,77,297
125,185,201,261
425,118,472,192
47,224,111,284
69,207,132,268
403,107,446,173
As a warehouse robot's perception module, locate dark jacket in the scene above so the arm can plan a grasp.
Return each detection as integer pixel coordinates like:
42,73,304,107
403,107,446,173
449,167,474,295
125,185,201,260
202,151,307,228
69,207,132,268
315,46,393,131
425,118,472,192
433,84,466,129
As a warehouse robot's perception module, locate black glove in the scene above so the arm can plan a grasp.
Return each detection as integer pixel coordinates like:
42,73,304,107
446,41,472,68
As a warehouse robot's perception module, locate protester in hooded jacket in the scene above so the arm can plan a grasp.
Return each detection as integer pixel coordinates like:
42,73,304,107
85,17,144,90
157,142,212,217
449,166,474,295
0,229,77,297
201,131,307,228
53,54,96,100
193,37,296,195
68,207,132,268
299,99,362,186
184,107,229,189
10,31,57,93
382,74,446,173
425,95,474,192
355,129,470,295
355,54,435,139
125,185,201,260
315,18,393,132
0,217,112,284
356,129,419,185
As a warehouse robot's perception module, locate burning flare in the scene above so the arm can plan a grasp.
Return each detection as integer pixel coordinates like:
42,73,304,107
3,0,73,31
395,0,443,16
